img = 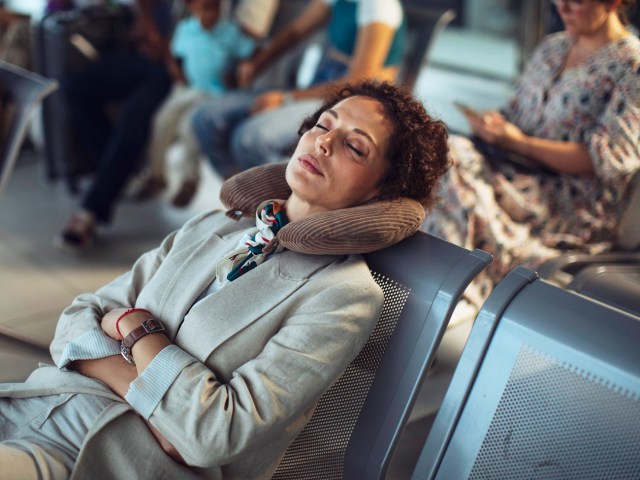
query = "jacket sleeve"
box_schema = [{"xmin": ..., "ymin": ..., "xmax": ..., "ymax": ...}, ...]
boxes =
[
  {"xmin": 50, "ymin": 211, "xmax": 216, "ymax": 366},
  {"xmin": 139, "ymin": 258, "xmax": 384, "ymax": 468}
]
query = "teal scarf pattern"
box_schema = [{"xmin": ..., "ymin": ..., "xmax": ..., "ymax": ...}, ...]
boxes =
[{"xmin": 217, "ymin": 200, "xmax": 289, "ymax": 283}]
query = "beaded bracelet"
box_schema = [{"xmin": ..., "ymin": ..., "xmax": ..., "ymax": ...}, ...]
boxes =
[{"xmin": 115, "ymin": 308, "xmax": 153, "ymax": 339}]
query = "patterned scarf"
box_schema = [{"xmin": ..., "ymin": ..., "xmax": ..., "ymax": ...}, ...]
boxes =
[{"xmin": 216, "ymin": 200, "xmax": 289, "ymax": 283}]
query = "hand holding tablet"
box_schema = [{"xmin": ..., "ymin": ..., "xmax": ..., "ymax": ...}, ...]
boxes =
[{"xmin": 454, "ymin": 101, "xmax": 480, "ymax": 119}]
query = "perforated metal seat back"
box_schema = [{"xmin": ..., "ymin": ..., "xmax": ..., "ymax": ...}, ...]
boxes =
[
  {"xmin": 272, "ymin": 232, "xmax": 491, "ymax": 480},
  {"xmin": 415, "ymin": 267, "xmax": 640, "ymax": 480},
  {"xmin": 465, "ymin": 345, "xmax": 640, "ymax": 479},
  {"xmin": 272, "ymin": 273, "xmax": 410, "ymax": 480}
]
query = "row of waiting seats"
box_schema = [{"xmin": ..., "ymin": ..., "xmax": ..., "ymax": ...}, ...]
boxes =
[
  {"xmin": 0, "ymin": 52, "xmax": 639, "ymax": 479},
  {"xmin": 0, "ymin": 217, "xmax": 637, "ymax": 478}
]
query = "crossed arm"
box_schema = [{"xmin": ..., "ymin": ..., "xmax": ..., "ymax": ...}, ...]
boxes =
[{"xmin": 69, "ymin": 308, "xmax": 183, "ymax": 463}]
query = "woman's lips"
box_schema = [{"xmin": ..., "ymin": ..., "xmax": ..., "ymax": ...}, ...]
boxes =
[{"xmin": 299, "ymin": 154, "xmax": 323, "ymax": 176}]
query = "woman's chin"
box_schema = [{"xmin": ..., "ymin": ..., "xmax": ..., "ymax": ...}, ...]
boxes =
[{"xmin": 287, "ymin": 160, "xmax": 319, "ymax": 188}]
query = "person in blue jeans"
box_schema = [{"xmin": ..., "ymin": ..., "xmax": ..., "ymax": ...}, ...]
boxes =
[
  {"xmin": 56, "ymin": 0, "xmax": 173, "ymax": 250},
  {"xmin": 192, "ymin": 0, "xmax": 407, "ymax": 179},
  {"xmin": 135, "ymin": 0, "xmax": 256, "ymax": 208}
]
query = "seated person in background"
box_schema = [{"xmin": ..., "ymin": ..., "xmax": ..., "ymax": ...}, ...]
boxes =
[
  {"xmin": 191, "ymin": 0, "xmax": 407, "ymax": 179},
  {"xmin": 57, "ymin": 0, "xmax": 174, "ymax": 250},
  {"xmin": 134, "ymin": 0, "xmax": 258, "ymax": 207},
  {"xmin": 0, "ymin": 81, "xmax": 449, "ymax": 479},
  {"xmin": 422, "ymin": 0, "xmax": 640, "ymax": 310},
  {"xmin": 231, "ymin": 0, "xmax": 280, "ymax": 40}
]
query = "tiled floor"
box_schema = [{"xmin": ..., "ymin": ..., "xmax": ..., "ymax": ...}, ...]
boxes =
[{"xmin": 0, "ymin": 25, "xmax": 515, "ymax": 478}]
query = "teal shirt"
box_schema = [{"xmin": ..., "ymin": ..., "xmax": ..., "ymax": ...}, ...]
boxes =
[
  {"xmin": 171, "ymin": 17, "xmax": 255, "ymax": 95},
  {"xmin": 326, "ymin": 0, "xmax": 407, "ymax": 67}
]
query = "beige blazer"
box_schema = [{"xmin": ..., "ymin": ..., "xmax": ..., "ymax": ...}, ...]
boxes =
[{"xmin": 0, "ymin": 210, "xmax": 384, "ymax": 479}]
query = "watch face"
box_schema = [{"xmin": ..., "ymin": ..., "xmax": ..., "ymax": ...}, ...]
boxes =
[{"xmin": 121, "ymin": 342, "xmax": 135, "ymax": 364}]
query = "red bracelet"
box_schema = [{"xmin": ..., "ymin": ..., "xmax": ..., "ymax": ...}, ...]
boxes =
[{"xmin": 115, "ymin": 308, "xmax": 153, "ymax": 339}]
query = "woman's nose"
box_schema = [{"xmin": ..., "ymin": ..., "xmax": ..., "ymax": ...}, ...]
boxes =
[{"xmin": 316, "ymin": 134, "xmax": 332, "ymax": 156}]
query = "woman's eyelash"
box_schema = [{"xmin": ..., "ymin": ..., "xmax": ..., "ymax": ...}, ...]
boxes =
[
  {"xmin": 348, "ymin": 144, "xmax": 364, "ymax": 156},
  {"xmin": 314, "ymin": 123, "xmax": 364, "ymax": 156}
]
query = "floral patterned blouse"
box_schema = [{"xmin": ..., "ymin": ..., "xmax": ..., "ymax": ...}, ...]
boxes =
[
  {"xmin": 504, "ymin": 31, "xmax": 640, "ymax": 248},
  {"xmin": 422, "ymin": 31, "xmax": 640, "ymax": 304}
]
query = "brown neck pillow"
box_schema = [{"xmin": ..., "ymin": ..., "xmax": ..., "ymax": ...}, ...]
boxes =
[{"xmin": 220, "ymin": 162, "xmax": 425, "ymax": 255}]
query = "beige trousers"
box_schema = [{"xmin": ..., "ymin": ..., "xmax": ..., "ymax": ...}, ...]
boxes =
[{"xmin": 147, "ymin": 84, "xmax": 212, "ymax": 181}]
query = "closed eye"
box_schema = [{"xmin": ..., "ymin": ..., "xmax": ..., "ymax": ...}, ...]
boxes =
[
  {"xmin": 315, "ymin": 123, "xmax": 329, "ymax": 131},
  {"xmin": 347, "ymin": 143, "xmax": 364, "ymax": 156}
]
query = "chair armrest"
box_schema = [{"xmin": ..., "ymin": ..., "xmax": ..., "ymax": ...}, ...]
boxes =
[{"xmin": 538, "ymin": 252, "xmax": 640, "ymax": 287}]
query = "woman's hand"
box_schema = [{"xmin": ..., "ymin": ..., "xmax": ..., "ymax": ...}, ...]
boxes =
[
  {"xmin": 252, "ymin": 90, "xmax": 287, "ymax": 114},
  {"xmin": 101, "ymin": 308, "xmax": 127, "ymax": 340},
  {"xmin": 468, "ymin": 111, "xmax": 528, "ymax": 151},
  {"xmin": 69, "ymin": 355, "xmax": 138, "ymax": 398},
  {"xmin": 101, "ymin": 308, "xmax": 154, "ymax": 340}
]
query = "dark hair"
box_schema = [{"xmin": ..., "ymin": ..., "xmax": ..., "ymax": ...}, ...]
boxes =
[
  {"xmin": 298, "ymin": 80, "xmax": 450, "ymax": 209},
  {"xmin": 601, "ymin": 0, "xmax": 637, "ymax": 25}
]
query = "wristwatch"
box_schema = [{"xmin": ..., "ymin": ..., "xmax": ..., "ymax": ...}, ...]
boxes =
[{"xmin": 120, "ymin": 318, "xmax": 165, "ymax": 364}]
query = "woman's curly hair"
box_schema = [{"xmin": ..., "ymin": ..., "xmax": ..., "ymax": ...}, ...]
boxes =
[{"xmin": 298, "ymin": 80, "xmax": 450, "ymax": 210}]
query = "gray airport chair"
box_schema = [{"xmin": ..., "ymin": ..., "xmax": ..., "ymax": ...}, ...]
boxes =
[
  {"xmin": 0, "ymin": 60, "xmax": 57, "ymax": 202},
  {"xmin": 539, "ymin": 169, "xmax": 640, "ymax": 315},
  {"xmin": 0, "ymin": 61, "xmax": 57, "ymax": 377},
  {"xmin": 272, "ymin": 232, "xmax": 492, "ymax": 480},
  {"xmin": 567, "ymin": 264, "xmax": 640, "ymax": 315},
  {"xmin": 412, "ymin": 266, "xmax": 640, "ymax": 479},
  {"xmin": 397, "ymin": 5, "xmax": 457, "ymax": 91}
]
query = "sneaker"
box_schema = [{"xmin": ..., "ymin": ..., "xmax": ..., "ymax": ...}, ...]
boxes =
[
  {"xmin": 172, "ymin": 178, "xmax": 198, "ymax": 208},
  {"xmin": 56, "ymin": 210, "xmax": 96, "ymax": 251}
]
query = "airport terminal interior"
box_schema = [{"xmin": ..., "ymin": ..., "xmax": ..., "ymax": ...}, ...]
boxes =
[{"xmin": 1, "ymin": 0, "xmax": 638, "ymax": 478}]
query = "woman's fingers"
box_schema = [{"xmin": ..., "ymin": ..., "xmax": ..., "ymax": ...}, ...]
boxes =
[{"xmin": 100, "ymin": 308, "xmax": 130, "ymax": 339}]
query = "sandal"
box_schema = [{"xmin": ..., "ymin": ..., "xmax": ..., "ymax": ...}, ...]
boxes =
[
  {"xmin": 56, "ymin": 210, "xmax": 96, "ymax": 250},
  {"xmin": 172, "ymin": 178, "xmax": 198, "ymax": 208}
]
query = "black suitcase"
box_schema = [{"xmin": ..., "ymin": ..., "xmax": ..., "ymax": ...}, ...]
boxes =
[{"xmin": 31, "ymin": 4, "xmax": 134, "ymax": 192}]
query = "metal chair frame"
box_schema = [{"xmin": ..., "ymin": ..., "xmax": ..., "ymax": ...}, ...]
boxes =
[
  {"xmin": 0, "ymin": 60, "xmax": 57, "ymax": 201},
  {"xmin": 273, "ymin": 232, "xmax": 491, "ymax": 480},
  {"xmin": 413, "ymin": 266, "xmax": 640, "ymax": 479}
]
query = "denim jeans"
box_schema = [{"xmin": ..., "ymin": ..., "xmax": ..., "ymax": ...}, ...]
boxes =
[
  {"xmin": 62, "ymin": 50, "xmax": 172, "ymax": 222},
  {"xmin": 191, "ymin": 52, "xmax": 347, "ymax": 177},
  {"xmin": 192, "ymin": 92, "xmax": 320, "ymax": 178}
]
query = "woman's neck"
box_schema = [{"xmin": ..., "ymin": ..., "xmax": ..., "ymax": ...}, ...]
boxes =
[
  {"xmin": 574, "ymin": 13, "xmax": 629, "ymax": 54},
  {"xmin": 284, "ymin": 194, "xmax": 327, "ymax": 222}
]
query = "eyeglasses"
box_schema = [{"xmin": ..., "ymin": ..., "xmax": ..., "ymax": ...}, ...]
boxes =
[{"xmin": 550, "ymin": 0, "xmax": 588, "ymax": 8}]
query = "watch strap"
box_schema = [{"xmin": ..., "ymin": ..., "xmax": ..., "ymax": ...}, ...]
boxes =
[{"xmin": 120, "ymin": 318, "xmax": 165, "ymax": 364}]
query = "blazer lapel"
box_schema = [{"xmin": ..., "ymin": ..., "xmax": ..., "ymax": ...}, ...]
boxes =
[
  {"xmin": 176, "ymin": 250, "xmax": 339, "ymax": 363},
  {"xmin": 154, "ymin": 227, "xmax": 249, "ymax": 339}
]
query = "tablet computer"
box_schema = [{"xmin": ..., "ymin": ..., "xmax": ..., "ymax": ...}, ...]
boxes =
[{"xmin": 470, "ymin": 136, "xmax": 554, "ymax": 175}]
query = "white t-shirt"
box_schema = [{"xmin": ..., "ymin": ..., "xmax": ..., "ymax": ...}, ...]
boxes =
[
  {"xmin": 321, "ymin": 0, "xmax": 403, "ymax": 29},
  {"xmin": 234, "ymin": 0, "xmax": 279, "ymax": 38}
]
